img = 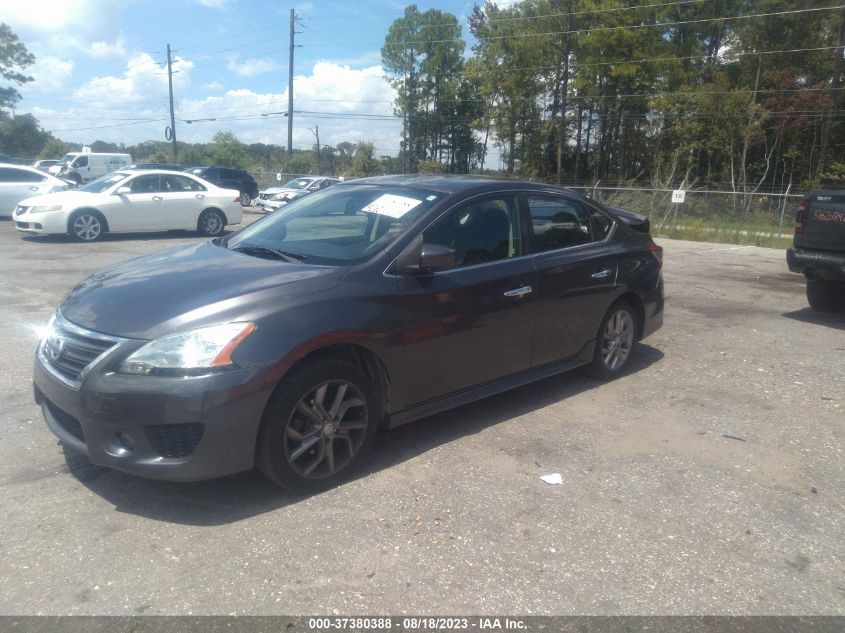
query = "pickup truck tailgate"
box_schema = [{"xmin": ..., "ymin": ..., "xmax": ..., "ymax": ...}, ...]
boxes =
[{"xmin": 796, "ymin": 192, "xmax": 845, "ymax": 252}]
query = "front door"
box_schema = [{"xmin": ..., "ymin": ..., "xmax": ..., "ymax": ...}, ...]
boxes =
[
  {"xmin": 397, "ymin": 195, "xmax": 536, "ymax": 408},
  {"xmin": 111, "ymin": 173, "xmax": 164, "ymax": 231}
]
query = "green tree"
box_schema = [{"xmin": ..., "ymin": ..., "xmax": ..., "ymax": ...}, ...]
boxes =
[
  {"xmin": 347, "ymin": 142, "xmax": 378, "ymax": 177},
  {"xmin": 0, "ymin": 23, "xmax": 34, "ymax": 109},
  {"xmin": 209, "ymin": 131, "xmax": 249, "ymax": 168},
  {"xmin": 382, "ymin": 5, "xmax": 465, "ymax": 172}
]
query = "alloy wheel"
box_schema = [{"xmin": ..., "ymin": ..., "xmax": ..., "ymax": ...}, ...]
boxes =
[
  {"xmin": 73, "ymin": 214, "xmax": 102, "ymax": 241},
  {"xmin": 284, "ymin": 380, "xmax": 368, "ymax": 479},
  {"xmin": 201, "ymin": 212, "xmax": 222, "ymax": 235},
  {"xmin": 601, "ymin": 308, "xmax": 634, "ymax": 371}
]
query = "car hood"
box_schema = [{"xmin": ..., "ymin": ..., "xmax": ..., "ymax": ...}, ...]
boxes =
[
  {"xmin": 21, "ymin": 190, "xmax": 102, "ymax": 208},
  {"xmin": 60, "ymin": 241, "xmax": 344, "ymax": 339}
]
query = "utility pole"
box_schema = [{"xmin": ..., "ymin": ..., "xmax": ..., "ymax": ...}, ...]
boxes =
[
  {"xmin": 288, "ymin": 9, "xmax": 296, "ymax": 155},
  {"xmin": 166, "ymin": 43, "xmax": 177, "ymax": 163},
  {"xmin": 309, "ymin": 126, "xmax": 320, "ymax": 173}
]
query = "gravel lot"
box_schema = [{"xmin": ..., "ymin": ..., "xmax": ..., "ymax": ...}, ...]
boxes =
[{"xmin": 0, "ymin": 215, "xmax": 843, "ymax": 615}]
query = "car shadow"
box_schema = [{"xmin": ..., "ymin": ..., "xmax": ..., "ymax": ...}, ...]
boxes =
[
  {"xmin": 64, "ymin": 344, "xmax": 665, "ymax": 526},
  {"xmin": 782, "ymin": 308, "xmax": 845, "ymax": 331}
]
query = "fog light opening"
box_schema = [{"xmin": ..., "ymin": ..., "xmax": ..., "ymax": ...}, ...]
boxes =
[{"xmin": 106, "ymin": 431, "xmax": 136, "ymax": 457}]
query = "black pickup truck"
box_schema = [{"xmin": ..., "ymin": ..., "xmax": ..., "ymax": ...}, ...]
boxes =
[{"xmin": 787, "ymin": 190, "xmax": 845, "ymax": 311}]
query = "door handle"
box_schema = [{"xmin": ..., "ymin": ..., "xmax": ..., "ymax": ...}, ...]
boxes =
[
  {"xmin": 195, "ymin": 194, "xmax": 206, "ymax": 199},
  {"xmin": 152, "ymin": 195, "xmax": 163, "ymax": 201},
  {"xmin": 29, "ymin": 186, "xmax": 39, "ymax": 191},
  {"xmin": 591, "ymin": 269, "xmax": 613, "ymax": 279},
  {"xmin": 504, "ymin": 285, "xmax": 533, "ymax": 297}
]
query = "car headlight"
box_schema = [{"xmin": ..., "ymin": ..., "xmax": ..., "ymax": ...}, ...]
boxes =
[
  {"xmin": 117, "ymin": 322, "xmax": 255, "ymax": 376},
  {"xmin": 28, "ymin": 204, "xmax": 62, "ymax": 214}
]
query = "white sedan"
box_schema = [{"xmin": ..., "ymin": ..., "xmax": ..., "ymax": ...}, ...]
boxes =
[
  {"xmin": 0, "ymin": 163, "xmax": 70, "ymax": 218},
  {"xmin": 13, "ymin": 170, "xmax": 243, "ymax": 241}
]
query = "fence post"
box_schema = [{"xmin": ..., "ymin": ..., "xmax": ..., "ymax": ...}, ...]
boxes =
[{"xmin": 778, "ymin": 183, "xmax": 792, "ymax": 233}]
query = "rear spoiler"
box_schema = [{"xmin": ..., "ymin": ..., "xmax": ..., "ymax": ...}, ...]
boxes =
[{"xmin": 607, "ymin": 206, "xmax": 651, "ymax": 234}]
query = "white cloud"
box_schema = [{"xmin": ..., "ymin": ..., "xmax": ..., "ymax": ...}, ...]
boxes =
[
  {"xmin": 24, "ymin": 62, "xmax": 402, "ymax": 153},
  {"xmin": 88, "ymin": 37, "xmax": 128, "ymax": 60},
  {"xmin": 228, "ymin": 58, "xmax": 282, "ymax": 78},
  {"xmin": 27, "ymin": 55, "xmax": 75, "ymax": 93},
  {"xmin": 0, "ymin": 0, "xmax": 126, "ymax": 38}
]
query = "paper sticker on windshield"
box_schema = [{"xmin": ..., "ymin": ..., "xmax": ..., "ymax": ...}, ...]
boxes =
[{"xmin": 362, "ymin": 194, "xmax": 422, "ymax": 218}]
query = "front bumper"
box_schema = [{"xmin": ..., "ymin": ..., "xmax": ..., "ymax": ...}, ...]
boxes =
[
  {"xmin": 33, "ymin": 342, "xmax": 277, "ymax": 481},
  {"xmin": 787, "ymin": 248, "xmax": 845, "ymax": 281},
  {"xmin": 14, "ymin": 208, "xmax": 68, "ymax": 235}
]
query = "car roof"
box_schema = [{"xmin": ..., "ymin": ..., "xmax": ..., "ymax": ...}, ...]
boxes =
[{"xmin": 341, "ymin": 174, "xmax": 572, "ymax": 195}]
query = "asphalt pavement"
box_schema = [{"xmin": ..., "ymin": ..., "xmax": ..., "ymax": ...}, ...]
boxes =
[{"xmin": 0, "ymin": 217, "xmax": 842, "ymax": 615}]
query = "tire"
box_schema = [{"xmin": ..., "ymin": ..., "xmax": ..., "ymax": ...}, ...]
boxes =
[
  {"xmin": 197, "ymin": 209, "xmax": 226, "ymax": 236},
  {"xmin": 806, "ymin": 279, "xmax": 845, "ymax": 312},
  {"xmin": 68, "ymin": 210, "xmax": 106, "ymax": 242},
  {"xmin": 239, "ymin": 191, "xmax": 252, "ymax": 207},
  {"xmin": 586, "ymin": 301, "xmax": 638, "ymax": 379},
  {"xmin": 256, "ymin": 360, "xmax": 379, "ymax": 491}
]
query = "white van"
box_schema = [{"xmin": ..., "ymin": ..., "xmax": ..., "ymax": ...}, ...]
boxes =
[{"xmin": 49, "ymin": 152, "xmax": 132, "ymax": 184}]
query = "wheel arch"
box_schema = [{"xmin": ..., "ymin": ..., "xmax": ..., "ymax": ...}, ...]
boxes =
[
  {"xmin": 68, "ymin": 207, "xmax": 109, "ymax": 233},
  {"xmin": 197, "ymin": 206, "xmax": 228, "ymax": 228},
  {"xmin": 613, "ymin": 291, "xmax": 645, "ymax": 341}
]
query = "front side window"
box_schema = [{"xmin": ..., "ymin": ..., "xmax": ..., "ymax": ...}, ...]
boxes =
[
  {"xmin": 527, "ymin": 195, "xmax": 592, "ymax": 252},
  {"xmin": 128, "ymin": 174, "xmax": 161, "ymax": 193},
  {"xmin": 423, "ymin": 196, "xmax": 521, "ymax": 269},
  {"xmin": 225, "ymin": 185, "xmax": 440, "ymax": 265},
  {"xmin": 73, "ymin": 156, "xmax": 89, "ymax": 168}
]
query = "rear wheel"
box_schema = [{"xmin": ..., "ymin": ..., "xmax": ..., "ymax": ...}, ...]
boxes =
[
  {"xmin": 68, "ymin": 210, "xmax": 106, "ymax": 242},
  {"xmin": 197, "ymin": 209, "xmax": 226, "ymax": 236},
  {"xmin": 239, "ymin": 191, "xmax": 252, "ymax": 207},
  {"xmin": 257, "ymin": 360, "xmax": 379, "ymax": 491},
  {"xmin": 587, "ymin": 301, "xmax": 638, "ymax": 379},
  {"xmin": 806, "ymin": 279, "xmax": 845, "ymax": 312}
]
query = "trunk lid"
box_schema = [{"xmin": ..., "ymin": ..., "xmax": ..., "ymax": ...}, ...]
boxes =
[{"xmin": 795, "ymin": 191, "xmax": 845, "ymax": 252}]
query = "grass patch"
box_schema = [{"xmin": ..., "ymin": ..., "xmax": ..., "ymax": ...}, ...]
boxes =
[{"xmin": 653, "ymin": 218, "xmax": 793, "ymax": 249}]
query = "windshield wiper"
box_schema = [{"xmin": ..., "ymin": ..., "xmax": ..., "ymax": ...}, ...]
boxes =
[{"xmin": 230, "ymin": 244, "xmax": 307, "ymax": 263}]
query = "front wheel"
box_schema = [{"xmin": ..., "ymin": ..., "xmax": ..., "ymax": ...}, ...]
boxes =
[
  {"xmin": 68, "ymin": 210, "xmax": 106, "ymax": 242},
  {"xmin": 256, "ymin": 360, "xmax": 379, "ymax": 491},
  {"xmin": 806, "ymin": 279, "xmax": 845, "ymax": 312},
  {"xmin": 197, "ymin": 209, "xmax": 226, "ymax": 236},
  {"xmin": 587, "ymin": 301, "xmax": 638, "ymax": 379}
]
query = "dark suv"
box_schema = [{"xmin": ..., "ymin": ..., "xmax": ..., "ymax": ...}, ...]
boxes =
[{"xmin": 185, "ymin": 167, "xmax": 258, "ymax": 207}]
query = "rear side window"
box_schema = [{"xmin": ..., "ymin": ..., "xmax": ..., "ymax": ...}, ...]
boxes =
[
  {"xmin": 590, "ymin": 208, "xmax": 614, "ymax": 240},
  {"xmin": 0, "ymin": 168, "xmax": 44, "ymax": 183},
  {"xmin": 162, "ymin": 174, "xmax": 206, "ymax": 192},
  {"xmin": 527, "ymin": 195, "xmax": 592, "ymax": 251}
]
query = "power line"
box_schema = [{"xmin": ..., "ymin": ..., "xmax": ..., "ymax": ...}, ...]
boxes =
[{"xmin": 325, "ymin": 5, "xmax": 845, "ymax": 48}]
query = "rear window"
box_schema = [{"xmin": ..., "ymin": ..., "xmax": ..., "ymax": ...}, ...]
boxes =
[{"xmin": 0, "ymin": 167, "xmax": 44, "ymax": 183}]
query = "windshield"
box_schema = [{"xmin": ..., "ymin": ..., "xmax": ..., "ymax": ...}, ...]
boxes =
[
  {"xmin": 283, "ymin": 178, "xmax": 316, "ymax": 190},
  {"xmin": 57, "ymin": 154, "xmax": 77, "ymax": 166},
  {"xmin": 226, "ymin": 184, "xmax": 440, "ymax": 265},
  {"xmin": 79, "ymin": 172, "xmax": 130, "ymax": 193}
]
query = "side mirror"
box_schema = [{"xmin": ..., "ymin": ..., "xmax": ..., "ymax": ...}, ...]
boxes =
[
  {"xmin": 396, "ymin": 235, "xmax": 455, "ymax": 275},
  {"xmin": 419, "ymin": 244, "xmax": 456, "ymax": 272},
  {"xmin": 115, "ymin": 186, "xmax": 131, "ymax": 195}
]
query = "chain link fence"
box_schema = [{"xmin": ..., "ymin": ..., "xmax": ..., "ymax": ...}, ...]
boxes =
[{"xmin": 581, "ymin": 187, "xmax": 802, "ymax": 235}]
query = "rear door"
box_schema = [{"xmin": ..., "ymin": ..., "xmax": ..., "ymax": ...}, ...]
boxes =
[
  {"xmin": 525, "ymin": 193, "xmax": 620, "ymax": 366},
  {"xmin": 160, "ymin": 174, "xmax": 209, "ymax": 228},
  {"xmin": 397, "ymin": 194, "xmax": 537, "ymax": 407},
  {"xmin": 798, "ymin": 192, "xmax": 845, "ymax": 253}
]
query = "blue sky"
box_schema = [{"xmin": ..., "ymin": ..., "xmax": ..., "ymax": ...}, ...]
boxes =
[{"xmin": 1, "ymin": 0, "xmax": 492, "ymax": 159}]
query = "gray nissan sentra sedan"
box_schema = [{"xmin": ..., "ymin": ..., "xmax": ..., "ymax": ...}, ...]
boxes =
[{"xmin": 34, "ymin": 175, "xmax": 664, "ymax": 491}]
